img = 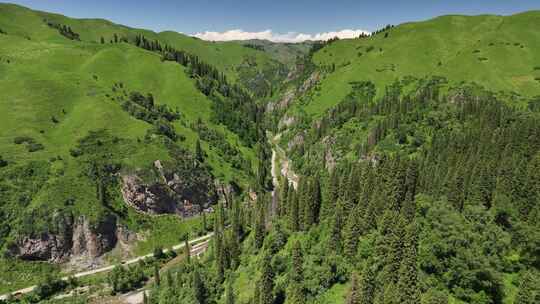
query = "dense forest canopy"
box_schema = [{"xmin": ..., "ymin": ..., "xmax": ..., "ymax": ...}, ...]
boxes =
[{"xmin": 0, "ymin": 3, "xmax": 539, "ymax": 304}]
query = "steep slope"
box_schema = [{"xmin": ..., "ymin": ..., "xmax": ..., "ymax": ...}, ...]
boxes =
[
  {"xmin": 0, "ymin": 3, "xmax": 284, "ymax": 292},
  {"xmin": 238, "ymin": 39, "xmax": 315, "ymax": 65},
  {"xmin": 251, "ymin": 11, "xmax": 540, "ymax": 304},
  {"xmin": 144, "ymin": 11, "xmax": 540, "ymax": 304},
  {"xmin": 303, "ymin": 11, "xmax": 540, "ymax": 115},
  {"xmin": 0, "ymin": 3, "xmax": 280, "ymax": 79}
]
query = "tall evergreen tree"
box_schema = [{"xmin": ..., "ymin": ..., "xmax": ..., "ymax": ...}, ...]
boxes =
[
  {"xmin": 297, "ymin": 176, "xmax": 308, "ymax": 230},
  {"xmin": 214, "ymin": 203, "xmax": 225, "ymax": 282},
  {"xmin": 226, "ymin": 280, "xmax": 235, "ymax": 304},
  {"xmin": 254, "ymin": 195, "xmax": 267, "ymax": 249},
  {"xmin": 279, "ymin": 178, "xmax": 290, "ymax": 217},
  {"xmin": 322, "ymin": 168, "xmax": 340, "ymax": 221},
  {"xmin": 420, "ymin": 289, "xmax": 448, "ymax": 304},
  {"xmin": 346, "ymin": 272, "xmax": 360, "ymax": 304},
  {"xmin": 154, "ymin": 264, "xmax": 161, "ymax": 287},
  {"xmin": 358, "ymin": 264, "xmax": 376, "ymax": 304},
  {"xmin": 289, "ymin": 189, "xmax": 300, "ymax": 232},
  {"xmin": 514, "ymin": 271, "xmax": 536, "ymax": 304},
  {"xmin": 232, "ymin": 199, "xmax": 243, "ymax": 241},
  {"xmin": 330, "ymin": 200, "xmax": 344, "ymax": 253},
  {"xmin": 312, "ymin": 176, "xmax": 322, "ymax": 223},
  {"xmin": 192, "ymin": 268, "xmax": 205, "ymax": 304},
  {"xmin": 397, "ymin": 223, "xmax": 419, "ymax": 304},
  {"xmin": 195, "ymin": 139, "xmax": 204, "ymax": 163},
  {"xmin": 184, "ymin": 237, "xmax": 191, "ymax": 264},
  {"xmin": 287, "ymin": 241, "xmax": 306, "ymax": 304},
  {"xmin": 343, "ymin": 204, "xmax": 365, "ymax": 259},
  {"xmin": 378, "ymin": 212, "xmax": 406, "ymax": 285},
  {"xmin": 259, "ymin": 252, "xmax": 274, "ymax": 304}
]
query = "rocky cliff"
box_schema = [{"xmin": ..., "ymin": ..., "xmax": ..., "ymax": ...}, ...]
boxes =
[
  {"xmin": 9, "ymin": 215, "xmax": 133, "ymax": 265},
  {"xmin": 121, "ymin": 160, "xmax": 218, "ymax": 217}
]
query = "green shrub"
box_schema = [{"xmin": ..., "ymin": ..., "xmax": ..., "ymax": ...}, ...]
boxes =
[
  {"xmin": 13, "ymin": 136, "xmax": 34, "ymax": 144},
  {"xmin": 69, "ymin": 148, "xmax": 83, "ymax": 157},
  {"xmin": 153, "ymin": 246, "xmax": 165, "ymax": 259},
  {"xmin": 27, "ymin": 142, "xmax": 44, "ymax": 152},
  {"xmin": 108, "ymin": 264, "xmax": 147, "ymax": 294}
]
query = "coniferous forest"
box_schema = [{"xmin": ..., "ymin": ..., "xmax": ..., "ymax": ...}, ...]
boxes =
[{"xmin": 0, "ymin": 3, "xmax": 539, "ymax": 304}]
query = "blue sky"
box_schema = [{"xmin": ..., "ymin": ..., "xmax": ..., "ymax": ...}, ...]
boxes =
[{"xmin": 4, "ymin": 0, "xmax": 540, "ymax": 41}]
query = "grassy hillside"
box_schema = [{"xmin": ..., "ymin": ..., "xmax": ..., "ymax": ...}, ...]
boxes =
[
  {"xmin": 238, "ymin": 39, "xmax": 314, "ymax": 65},
  {"xmin": 0, "ymin": 3, "xmax": 281, "ymax": 81},
  {"xmin": 0, "ymin": 2, "xmax": 288, "ymax": 291},
  {"xmin": 303, "ymin": 11, "xmax": 540, "ymax": 115}
]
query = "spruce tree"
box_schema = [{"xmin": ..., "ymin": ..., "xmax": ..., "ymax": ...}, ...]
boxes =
[
  {"xmin": 523, "ymin": 154, "xmax": 540, "ymax": 220},
  {"xmin": 343, "ymin": 204, "xmax": 364, "ymax": 259},
  {"xmin": 226, "ymin": 280, "xmax": 235, "ymax": 304},
  {"xmin": 259, "ymin": 252, "xmax": 274, "ymax": 304},
  {"xmin": 202, "ymin": 211, "xmax": 207, "ymax": 232},
  {"xmin": 289, "ymin": 189, "xmax": 300, "ymax": 232},
  {"xmin": 192, "ymin": 268, "xmax": 205, "ymax": 304},
  {"xmin": 397, "ymin": 223, "xmax": 419, "ymax": 304},
  {"xmin": 227, "ymin": 230, "xmax": 240, "ymax": 269},
  {"xmin": 232, "ymin": 199, "xmax": 243, "ymax": 240},
  {"xmin": 363, "ymin": 198, "xmax": 378, "ymax": 232},
  {"xmin": 322, "ymin": 168, "xmax": 340, "ymax": 220},
  {"xmin": 358, "ymin": 264, "xmax": 376, "ymax": 304},
  {"xmin": 154, "ymin": 264, "xmax": 160, "ymax": 286},
  {"xmin": 378, "ymin": 212, "xmax": 405, "ymax": 285},
  {"xmin": 291, "ymin": 241, "xmax": 303, "ymax": 282},
  {"xmin": 420, "ymin": 289, "xmax": 448, "ymax": 304},
  {"xmin": 330, "ymin": 200, "xmax": 344, "ymax": 253},
  {"xmin": 214, "ymin": 203, "xmax": 225, "ymax": 282},
  {"xmin": 184, "ymin": 237, "xmax": 191, "ymax": 264},
  {"xmin": 297, "ymin": 177, "xmax": 308, "ymax": 230},
  {"xmin": 346, "ymin": 272, "xmax": 360, "ymax": 304},
  {"xmin": 310, "ymin": 176, "xmax": 322, "ymax": 224},
  {"xmin": 195, "ymin": 139, "xmax": 204, "ymax": 163},
  {"xmin": 279, "ymin": 178, "xmax": 289, "ymax": 217},
  {"xmin": 287, "ymin": 241, "xmax": 306, "ymax": 304},
  {"xmin": 254, "ymin": 195, "xmax": 266, "ymax": 249},
  {"xmin": 515, "ymin": 271, "xmax": 536, "ymax": 304}
]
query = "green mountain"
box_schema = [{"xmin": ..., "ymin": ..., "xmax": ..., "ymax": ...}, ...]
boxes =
[
  {"xmin": 304, "ymin": 11, "xmax": 540, "ymax": 115},
  {"xmin": 0, "ymin": 3, "xmax": 285, "ymax": 292},
  {"xmin": 238, "ymin": 39, "xmax": 315, "ymax": 65},
  {"xmin": 0, "ymin": 4, "xmax": 539, "ymax": 304}
]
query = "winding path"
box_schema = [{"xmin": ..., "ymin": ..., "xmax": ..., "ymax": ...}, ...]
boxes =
[{"xmin": 0, "ymin": 232, "xmax": 214, "ymax": 300}]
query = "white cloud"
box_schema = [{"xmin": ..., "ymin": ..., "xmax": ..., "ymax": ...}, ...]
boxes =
[{"xmin": 192, "ymin": 29, "xmax": 370, "ymax": 43}]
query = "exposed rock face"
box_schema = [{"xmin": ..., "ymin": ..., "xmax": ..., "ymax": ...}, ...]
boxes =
[
  {"xmin": 298, "ymin": 71, "xmax": 321, "ymax": 94},
  {"xmin": 71, "ymin": 215, "xmax": 117, "ymax": 260},
  {"xmin": 288, "ymin": 133, "xmax": 305, "ymax": 151},
  {"xmin": 121, "ymin": 175, "xmax": 177, "ymax": 214},
  {"xmin": 10, "ymin": 215, "xmax": 122, "ymax": 264},
  {"xmin": 278, "ymin": 90, "xmax": 296, "ymax": 110},
  {"xmin": 279, "ymin": 115, "xmax": 297, "ymax": 130},
  {"xmin": 121, "ymin": 160, "xmax": 217, "ymax": 217},
  {"xmin": 13, "ymin": 233, "xmax": 71, "ymax": 262}
]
